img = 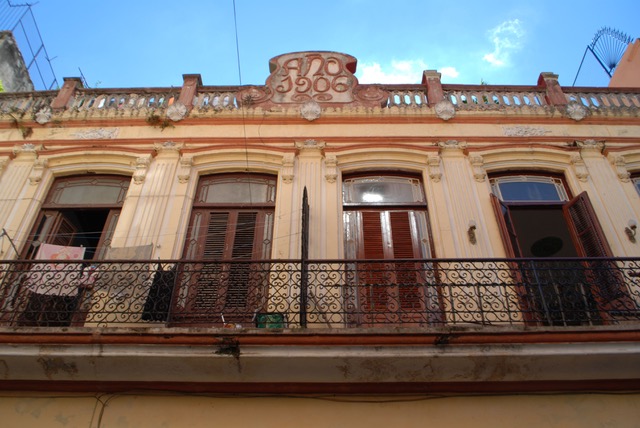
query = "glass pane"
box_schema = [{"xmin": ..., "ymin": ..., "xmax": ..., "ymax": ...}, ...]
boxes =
[
  {"xmin": 49, "ymin": 177, "xmax": 129, "ymax": 206},
  {"xmin": 199, "ymin": 176, "xmax": 276, "ymax": 204},
  {"xmin": 633, "ymin": 177, "xmax": 640, "ymax": 196},
  {"xmin": 491, "ymin": 176, "xmax": 568, "ymax": 202},
  {"xmin": 343, "ymin": 176, "xmax": 425, "ymax": 204}
]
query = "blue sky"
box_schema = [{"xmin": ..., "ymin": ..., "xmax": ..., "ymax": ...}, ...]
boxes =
[{"xmin": 11, "ymin": 0, "xmax": 640, "ymax": 89}]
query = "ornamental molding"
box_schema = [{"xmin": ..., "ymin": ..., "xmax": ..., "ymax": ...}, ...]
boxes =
[
  {"xmin": 300, "ymin": 100, "xmax": 322, "ymax": 121},
  {"xmin": 133, "ymin": 155, "xmax": 152, "ymax": 185},
  {"xmin": 502, "ymin": 126, "xmax": 550, "ymax": 137},
  {"xmin": 434, "ymin": 100, "xmax": 456, "ymax": 121},
  {"xmin": 608, "ymin": 154, "xmax": 630, "ymax": 182},
  {"xmin": 166, "ymin": 102, "xmax": 188, "ymax": 122},
  {"xmin": 324, "ymin": 154, "xmax": 338, "ymax": 183},
  {"xmin": 177, "ymin": 156, "xmax": 193, "ymax": 184},
  {"xmin": 28, "ymin": 159, "xmax": 47, "ymax": 185},
  {"xmin": 281, "ymin": 154, "xmax": 295, "ymax": 184},
  {"xmin": 71, "ymin": 128, "xmax": 119, "ymax": 140},
  {"xmin": 570, "ymin": 154, "xmax": 589, "ymax": 182},
  {"xmin": 565, "ymin": 101, "xmax": 590, "ymax": 121},
  {"xmin": 469, "ymin": 154, "xmax": 486, "ymax": 182},
  {"xmin": 352, "ymin": 85, "xmax": 389, "ymax": 107},
  {"xmin": 427, "ymin": 155, "xmax": 442, "ymax": 183},
  {"xmin": 34, "ymin": 107, "xmax": 52, "ymax": 125},
  {"xmin": 236, "ymin": 86, "xmax": 272, "ymax": 107}
]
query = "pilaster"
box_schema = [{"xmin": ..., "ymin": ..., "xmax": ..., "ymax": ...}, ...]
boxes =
[
  {"xmin": 575, "ymin": 142, "xmax": 638, "ymax": 256},
  {"xmin": 437, "ymin": 141, "xmax": 494, "ymax": 257},
  {"xmin": 113, "ymin": 143, "xmax": 181, "ymax": 253}
]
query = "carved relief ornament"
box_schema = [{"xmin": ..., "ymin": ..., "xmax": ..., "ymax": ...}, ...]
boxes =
[
  {"xmin": 166, "ymin": 102, "xmax": 188, "ymax": 122},
  {"xmin": 178, "ymin": 156, "xmax": 193, "ymax": 183},
  {"xmin": 565, "ymin": 101, "xmax": 590, "ymax": 122},
  {"xmin": 570, "ymin": 154, "xmax": 589, "ymax": 182},
  {"xmin": 324, "ymin": 154, "xmax": 338, "ymax": 183},
  {"xmin": 469, "ymin": 154, "xmax": 486, "ymax": 182},
  {"xmin": 133, "ymin": 156, "xmax": 152, "ymax": 185},
  {"xmin": 29, "ymin": 159, "xmax": 47, "ymax": 185},
  {"xmin": 281, "ymin": 154, "xmax": 295, "ymax": 184},
  {"xmin": 428, "ymin": 155, "xmax": 442, "ymax": 182},
  {"xmin": 608, "ymin": 154, "xmax": 630, "ymax": 182},
  {"xmin": 434, "ymin": 100, "xmax": 456, "ymax": 121},
  {"xmin": 71, "ymin": 128, "xmax": 119, "ymax": 139},
  {"xmin": 267, "ymin": 52, "xmax": 358, "ymax": 104}
]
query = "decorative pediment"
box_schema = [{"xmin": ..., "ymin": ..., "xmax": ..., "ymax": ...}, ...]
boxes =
[{"xmin": 237, "ymin": 51, "xmax": 388, "ymax": 110}]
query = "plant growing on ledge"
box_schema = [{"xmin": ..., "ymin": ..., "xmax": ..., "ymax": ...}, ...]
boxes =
[
  {"xmin": 8, "ymin": 109, "xmax": 33, "ymax": 139},
  {"xmin": 146, "ymin": 111, "xmax": 174, "ymax": 131}
]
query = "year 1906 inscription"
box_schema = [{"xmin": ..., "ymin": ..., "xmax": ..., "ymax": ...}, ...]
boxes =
[{"xmin": 268, "ymin": 52, "xmax": 357, "ymax": 103}]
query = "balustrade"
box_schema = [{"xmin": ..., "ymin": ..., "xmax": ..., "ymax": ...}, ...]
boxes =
[
  {"xmin": 564, "ymin": 88, "xmax": 640, "ymax": 108},
  {"xmin": 444, "ymin": 86, "xmax": 546, "ymax": 108}
]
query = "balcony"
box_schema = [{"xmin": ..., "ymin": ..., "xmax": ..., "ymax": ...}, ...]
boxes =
[{"xmin": 1, "ymin": 257, "xmax": 639, "ymax": 330}]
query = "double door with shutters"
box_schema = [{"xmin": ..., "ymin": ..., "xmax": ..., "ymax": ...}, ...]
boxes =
[
  {"xmin": 343, "ymin": 175, "xmax": 441, "ymax": 326},
  {"xmin": 173, "ymin": 174, "xmax": 276, "ymax": 325}
]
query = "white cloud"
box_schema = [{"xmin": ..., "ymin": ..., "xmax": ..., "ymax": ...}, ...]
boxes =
[
  {"xmin": 440, "ymin": 67, "xmax": 460, "ymax": 79},
  {"xmin": 357, "ymin": 59, "xmax": 459, "ymax": 84},
  {"xmin": 482, "ymin": 19, "xmax": 524, "ymax": 67}
]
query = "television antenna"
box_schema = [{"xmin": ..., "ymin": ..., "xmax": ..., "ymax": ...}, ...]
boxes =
[{"xmin": 572, "ymin": 27, "xmax": 633, "ymax": 86}]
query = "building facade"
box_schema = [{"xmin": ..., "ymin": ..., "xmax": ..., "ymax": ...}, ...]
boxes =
[{"xmin": 0, "ymin": 51, "xmax": 639, "ymax": 427}]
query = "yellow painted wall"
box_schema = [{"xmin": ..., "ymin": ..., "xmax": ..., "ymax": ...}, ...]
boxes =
[{"xmin": 0, "ymin": 392, "xmax": 639, "ymax": 428}]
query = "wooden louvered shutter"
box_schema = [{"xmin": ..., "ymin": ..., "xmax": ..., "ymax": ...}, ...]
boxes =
[
  {"xmin": 192, "ymin": 212, "xmax": 229, "ymax": 314},
  {"xmin": 563, "ymin": 192, "xmax": 630, "ymax": 305},
  {"xmin": 563, "ymin": 192, "xmax": 613, "ymax": 258},
  {"xmin": 203, "ymin": 212, "xmax": 229, "ymax": 260},
  {"xmin": 490, "ymin": 193, "xmax": 521, "ymax": 257},
  {"xmin": 225, "ymin": 212, "xmax": 258, "ymax": 309},
  {"xmin": 49, "ymin": 214, "xmax": 77, "ymax": 247},
  {"xmin": 360, "ymin": 211, "xmax": 387, "ymax": 311},
  {"xmin": 389, "ymin": 212, "xmax": 420, "ymax": 311}
]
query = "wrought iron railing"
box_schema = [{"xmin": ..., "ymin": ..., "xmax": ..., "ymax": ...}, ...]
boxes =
[{"xmin": 0, "ymin": 258, "xmax": 639, "ymax": 329}]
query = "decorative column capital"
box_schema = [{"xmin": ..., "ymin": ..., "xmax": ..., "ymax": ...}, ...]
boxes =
[
  {"xmin": 575, "ymin": 139, "xmax": 604, "ymax": 154},
  {"xmin": 438, "ymin": 140, "xmax": 467, "ymax": 152},
  {"xmin": 13, "ymin": 143, "xmax": 38, "ymax": 159},
  {"xmin": 154, "ymin": 141, "xmax": 182, "ymax": 156},
  {"xmin": 295, "ymin": 139, "xmax": 326, "ymax": 153}
]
